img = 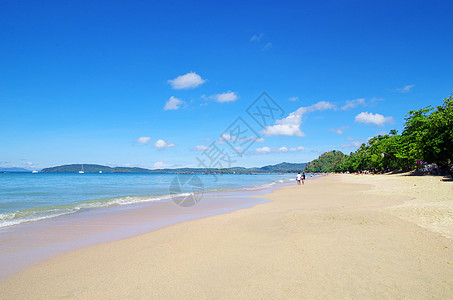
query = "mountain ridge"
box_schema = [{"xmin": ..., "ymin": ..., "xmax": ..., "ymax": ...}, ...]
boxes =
[{"xmin": 40, "ymin": 162, "xmax": 307, "ymax": 174}]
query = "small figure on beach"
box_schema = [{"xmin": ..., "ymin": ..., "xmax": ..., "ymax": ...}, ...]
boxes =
[
  {"xmin": 296, "ymin": 172, "xmax": 302, "ymax": 185},
  {"xmin": 302, "ymin": 172, "xmax": 306, "ymax": 185}
]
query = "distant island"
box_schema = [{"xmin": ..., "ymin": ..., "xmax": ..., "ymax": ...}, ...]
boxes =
[{"xmin": 40, "ymin": 162, "xmax": 308, "ymax": 174}]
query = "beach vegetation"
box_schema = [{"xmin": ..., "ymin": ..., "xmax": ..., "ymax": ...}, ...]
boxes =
[{"xmin": 306, "ymin": 94, "xmax": 453, "ymax": 174}]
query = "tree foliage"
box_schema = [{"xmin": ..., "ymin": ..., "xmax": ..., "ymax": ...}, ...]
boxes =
[
  {"xmin": 304, "ymin": 150, "xmax": 345, "ymax": 172},
  {"xmin": 305, "ymin": 95, "xmax": 453, "ymax": 173}
]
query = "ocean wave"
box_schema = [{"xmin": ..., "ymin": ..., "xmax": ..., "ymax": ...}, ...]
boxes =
[
  {"xmin": 0, "ymin": 176, "xmax": 297, "ymax": 228},
  {"xmin": 0, "ymin": 192, "xmax": 193, "ymax": 228}
]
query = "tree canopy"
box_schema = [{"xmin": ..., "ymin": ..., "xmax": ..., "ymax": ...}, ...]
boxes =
[{"xmin": 305, "ymin": 94, "xmax": 453, "ymax": 174}]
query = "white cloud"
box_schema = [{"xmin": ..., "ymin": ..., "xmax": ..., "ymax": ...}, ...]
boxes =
[
  {"xmin": 192, "ymin": 145, "xmax": 210, "ymax": 152},
  {"xmin": 154, "ymin": 139, "xmax": 175, "ymax": 148},
  {"xmin": 278, "ymin": 146, "xmax": 288, "ymax": 152},
  {"xmin": 263, "ymin": 124, "xmax": 306, "ymax": 137},
  {"xmin": 163, "ymin": 96, "xmax": 185, "ymax": 111},
  {"xmin": 153, "ymin": 161, "xmax": 169, "ymax": 169},
  {"xmin": 168, "ymin": 72, "xmax": 206, "ymax": 89},
  {"xmin": 210, "ymin": 91, "xmax": 238, "ymax": 103},
  {"xmin": 255, "ymin": 137, "xmax": 265, "ymax": 143},
  {"xmin": 329, "ymin": 126, "xmax": 348, "ymax": 135},
  {"xmin": 221, "ymin": 133, "xmax": 234, "ymax": 141},
  {"xmin": 354, "ymin": 112, "xmax": 394, "ymax": 126},
  {"xmin": 250, "ymin": 33, "xmax": 264, "ymax": 42},
  {"xmin": 221, "ymin": 133, "xmax": 244, "ymax": 142},
  {"xmin": 341, "ymin": 98, "xmax": 365, "ymax": 110},
  {"xmin": 289, "ymin": 96, "xmax": 299, "ymax": 102},
  {"xmin": 255, "ymin": 146, "xmax": 271, "ymax": 154},
  {"xmin": 137, "ymin": 137, "xmax": 151, "ymax": 144},
  {"xmin": 289, "ymin": 146, "xmax": 305, "ymax": 152},
  {"xmin": 397, "ymin": 84, "xmax": 415, "ymax": 93},
  {"xmin": 262, "ymin": 101, "xmax": 336, "ymax": 137}
]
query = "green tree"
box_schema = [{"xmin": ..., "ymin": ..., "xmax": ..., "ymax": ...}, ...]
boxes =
[{"xmin": 403, "ymin": 95, "xmax": 453, "ymax": 170}]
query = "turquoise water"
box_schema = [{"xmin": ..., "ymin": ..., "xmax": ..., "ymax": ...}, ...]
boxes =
[{"xmin": 0, "ymin": 173, "xmax": 295, "ymax": 228}]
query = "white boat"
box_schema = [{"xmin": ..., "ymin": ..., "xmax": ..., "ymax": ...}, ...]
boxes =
[
  {"xmin": 79, "ymin": 164, "xmax": 85, "ymax": 174},
  {"xmin": 32, "ymin": 170, "xmax": 38, "ymax": 174}
]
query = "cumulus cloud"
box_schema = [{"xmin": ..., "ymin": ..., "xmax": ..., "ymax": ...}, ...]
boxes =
[
  {"xmin": 329, "ymin": 126, "xmax": 348, "ymax": 135},
  {"xmin": 289, "ymin": 97, "xmax": 299, "ymax": 102},
  {"xmin": 192, "ymin": 145, "xmax": 210, "ymax": 152},
  {"xmin": 262, "ymin": 101, "xmax": 336, "ymax": 137},
  {"xmin": 163, "ymin": 96, "xmax": 185, "ymax": 111},
  {"xmin": 262, "ymin": 124, "xmax": 305, "ymax": 137},
  {"xmin": 397, "ymin": 84, "xmax": 415, "ymax": 93},
  {"xmin": 221, "ymin": 133, "xmax": 244, "ymax": 142},
  {"xmin": 210, "ymin": 91, "xmax": 238, "ymax": 103},
  {"xmin": 290, "ymin": 146, "xmax": 305, "ymax": 152},
  {"xmin": 255, "ymin": 137, "xmax": 265, "ymax": 143},
  {"xmin": 154, "ymin": 139, "xmax": 175, "ymax": 148},
  {"xmin": 341, "ymin": 98, "xmax": 365, "ymax": 110},
  {"xmin": 221, "ymin": 133, "xmax": 234, "ymax": 141},
  {"xmin": 354, "ymin": 112, "xmax": 394, "ymax": 126},
  {"xmin": 137, "ymin": 137, "xmax": 151, "ymax": 144},
  {"xmin": 168, "ymin": 72, "xmax": 206, "ymax": 89},
  {"xmin": 255, "ymin": 146, "xmax": 271, "ymax": 154}
]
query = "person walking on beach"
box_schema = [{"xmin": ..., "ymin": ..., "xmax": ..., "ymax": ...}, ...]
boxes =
[
  {"xmin": 296, "ymin": 172, "xmax": 302, "ymax": 185},
  {"xmin": 302, "ymin": 172, "xmax": 306, "ymax": 185}
]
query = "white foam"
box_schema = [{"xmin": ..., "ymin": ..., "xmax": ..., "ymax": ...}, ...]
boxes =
[
  {"xmin": 0, "ymin": 176, "xmax": 297, "ymax": 228},
  {"xmin": 0, "ymin": 193, "xmax": 195, "ymax": 228}
]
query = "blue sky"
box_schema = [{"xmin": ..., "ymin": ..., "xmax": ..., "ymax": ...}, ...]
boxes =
[{"xmin": 1, "ymin": 0, "xmax": 452, "ymax": 170}]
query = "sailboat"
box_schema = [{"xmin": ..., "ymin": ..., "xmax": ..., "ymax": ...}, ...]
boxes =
[{"xmin": 79, "ymin": 164, "xmax": 85, "ymax": 174}]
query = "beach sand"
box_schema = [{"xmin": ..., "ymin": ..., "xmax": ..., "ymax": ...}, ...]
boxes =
[{"xmin": 1, "ymin": 174, "xmax": 453, "ymax": 299}]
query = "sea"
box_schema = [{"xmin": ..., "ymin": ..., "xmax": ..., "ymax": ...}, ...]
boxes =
[{"xmin": 0, "ymin": 172, "xmax": 295, "ymax": 228}]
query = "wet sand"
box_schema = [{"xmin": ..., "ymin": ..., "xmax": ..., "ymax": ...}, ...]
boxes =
[
  {"xmin": 1, "ymin": 174, "xmax": 453, "ymax": 299},
  {"xmin": 0, "ymin": 186, "xmax": 276, "ymax": 281}
]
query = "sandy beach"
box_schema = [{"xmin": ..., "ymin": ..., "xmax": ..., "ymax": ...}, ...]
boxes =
[{"xmin": 1, "ymin": 174, "xmax": 453, "ymax": 299}]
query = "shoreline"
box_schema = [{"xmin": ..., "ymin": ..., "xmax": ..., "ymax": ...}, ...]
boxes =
[
  {"xmin": 0, "ymin": 173, "xmax": 295, "ymax": 229},
  {"xmin": 1, "ymin": 174, "xmax": 453, "ymax": 298},
  {"xmin": 0, "ymin": 176, "xmax": 303, "ymax": 281}
]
